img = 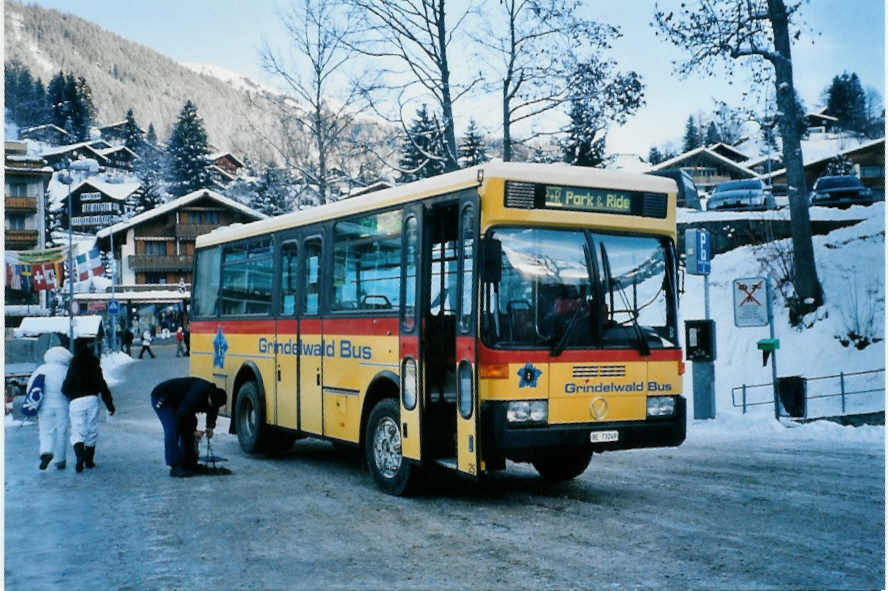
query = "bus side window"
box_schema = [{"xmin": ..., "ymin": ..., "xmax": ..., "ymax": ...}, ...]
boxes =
[
  {"xmin": 303, "ymin": 239, "xmax": 322, "ymax": 315},
  {"xmin": 281, "ymin": 240, "xmax": 299, "ymax": 315}
]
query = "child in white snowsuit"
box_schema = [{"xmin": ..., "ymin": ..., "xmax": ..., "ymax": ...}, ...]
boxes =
[
  {"xmin": 27, "ymin": 346, "xmax": 74, "ymax": 470},
  {"xmin": 62, "ymin": 344, "xmax": 116, "ymax": 472}
]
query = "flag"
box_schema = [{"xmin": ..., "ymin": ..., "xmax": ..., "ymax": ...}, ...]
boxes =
[
  {"xmin": 76, "ymin": 252, "xmax": 89, "ymax": 281},
  {"xmin": 6, "ymin": 263, "xmax": 12, "ymax": 288},
  {"xmin": 44, "ymin": 263, "xmax": 57, "ymax": 290},
  {"xmin": 32, "ymin": 264, "xmax": 46, "ymax": 291},
  {"xmin": 11, "ymin": 265, "xmax": 22, "ymax": 290},
  {"xmin": 20, "ymin": 265, "xmax": 33, "ymax": 292},
  {"xmin": 87, "ymin": 247, "xmax": 104, "ymax": 277}
]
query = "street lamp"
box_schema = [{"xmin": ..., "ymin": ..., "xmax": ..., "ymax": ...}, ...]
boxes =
[{"xmin": 58, "ymin": 158, "xmax": 99, "ymax": 352}]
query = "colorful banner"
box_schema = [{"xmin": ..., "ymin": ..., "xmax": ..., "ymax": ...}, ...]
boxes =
[{"xmin": 6, "ymin": 247, "xmax": 64, "ymax": 292}]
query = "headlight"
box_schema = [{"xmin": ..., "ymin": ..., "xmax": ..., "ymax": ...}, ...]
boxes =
[
  {"xmin": 647, "ymin": 396, "xmax": 676, "ymax": 418},
  {"xmin": 507, "ymin": 400, "xmax": 547, "ymax": 424}
]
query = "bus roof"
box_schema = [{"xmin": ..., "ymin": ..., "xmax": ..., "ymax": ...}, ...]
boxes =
[{"xmin": 196, "ymin": 162, "xmax": 678, "ymax": 248}]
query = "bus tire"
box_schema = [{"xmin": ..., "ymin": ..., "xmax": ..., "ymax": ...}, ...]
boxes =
[
  {"xmin": 364, "ymin": 398, "xmax": 417, "ymax": 496},
  {"xmin": 532, "ymin": 447, "xmax": 593, "ymax": 482},
  {"xmin": 235, "ymin": 381, "xmax": 267, "ymax": 454}
]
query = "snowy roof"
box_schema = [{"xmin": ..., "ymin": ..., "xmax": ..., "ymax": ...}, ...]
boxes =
[
  {"xmin": 765, "ymin": 137, "xmax": 885, "ymax": 180},
  {"xmin": 41, "ymin": 141, "xmax": 109, "ymax": 162},
  {"xmin": 651, "ymin": 146, "xmax": 759, "ymax": 178},
  {"xmin": 96, "ymin": 188, "xmax": 266, "ymax": 240},
  {"xmin": 209, "ymin": 152, "xmax": 245, "ymax": 167},
  {"xmin": 707, "ymin": 142, "xmax": 751, "ymax": 162},
  {"xmin": 209, "ymin": 164, "xmax": 237, "ymax": 181},
  {"xmin": 99, "ymin": 120, "xmax": 146, "ymax": 134},
  {"xmin": 14, "ymin": 316, "xmax": 103, "ymax": 339},
  {"xmin": 97, "ymin": 145, "xmax": 140, "ymax": 159},
  {"xmin": 21, "ymin": 124, "xmax": 72, "ymax": 135},
  {"xmin": 807, "ymin": 112, "xmax": 839, "ymax": 123},
  {"xmin": 72, "ymin": 178, "xmax": 142, "ymax": 201}
]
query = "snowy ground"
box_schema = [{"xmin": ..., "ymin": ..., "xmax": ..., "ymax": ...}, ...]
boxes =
[
  {"xmin": 4, "ymin": 345, "xmax": 883, "ymax": 590},
  {"xmin": 680, "ymin": 201, "xmax": 885, "ymax": 441}
]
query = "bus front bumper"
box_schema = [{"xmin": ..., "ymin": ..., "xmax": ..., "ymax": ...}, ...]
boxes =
[{"xmin": 481, "ymin": 396, "xmax": 686, "ymax": 464}]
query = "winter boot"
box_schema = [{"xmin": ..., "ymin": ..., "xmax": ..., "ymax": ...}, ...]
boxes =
[
  {"xmin": 39, "ymin": 453, "xmax": 53, "ymax": 470},
  {"xmin": 84, "ymin": 446, "xmax": 96, "ymax": 469},
  {"xmin": 74, "ymin": 442, "xmax": 85, "ymax": 473}
]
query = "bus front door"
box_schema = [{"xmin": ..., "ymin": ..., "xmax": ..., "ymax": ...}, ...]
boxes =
[
  {"xmin": 399, "ymin": 205, "xmax": 423, "ymax": 461},
  {"xmin": 455, "ymin": 197, "xmax": 479, "ymax": 477}
]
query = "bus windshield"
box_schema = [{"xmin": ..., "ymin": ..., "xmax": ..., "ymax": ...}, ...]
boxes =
[{"xmin": 482, "ymin": 227, "xmax": 677, "ymax": 351}]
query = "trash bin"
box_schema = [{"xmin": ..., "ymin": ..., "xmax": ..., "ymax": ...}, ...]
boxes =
[{"xmin": 776, "ymin": 376, "xmax": 806, "ymax": 418}]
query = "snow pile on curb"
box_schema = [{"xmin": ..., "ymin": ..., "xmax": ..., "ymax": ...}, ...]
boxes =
[{"xmin": 101, "ymin": 352, "xmax": 136, "ymax": 388}]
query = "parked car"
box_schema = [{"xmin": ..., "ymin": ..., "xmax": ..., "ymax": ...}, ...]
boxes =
[
  {"xmin": 809, "ymin": 175, "xmax": 873, "ymax": 208},
  {"xmin": 647, "ymin": 168, "xmax": 703, "ymax": 210},
  {"xmin": 707, "ymin": 179, "xmax": 776, "ymax": 211}
]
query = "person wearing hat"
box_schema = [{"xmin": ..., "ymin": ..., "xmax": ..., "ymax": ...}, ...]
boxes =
[{"xmin": 150, "ymin": 377, "xmax": 226, "ymax": 477}]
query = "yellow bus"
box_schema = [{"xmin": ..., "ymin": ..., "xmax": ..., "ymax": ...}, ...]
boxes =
[{"xmin": 190, "ymin": 162, "xmax": 687, "ymax": 495}]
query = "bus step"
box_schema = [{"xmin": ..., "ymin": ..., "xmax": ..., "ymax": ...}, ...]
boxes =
[{"xmin": 433, "ymin": 457, "xmax": 458, "ymax": 470}]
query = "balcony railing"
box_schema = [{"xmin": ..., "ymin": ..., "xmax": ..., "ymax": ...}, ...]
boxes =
[
  {"xmin": 128, "ymin": 254, "xmax": 194, "ymax": 272},
  {"xmin": 5, "ymin": 196, "xmax": 38, "ymax": 212},
  {"xmin": 5, "ymin": 229, "xmax": 39, "ymax": 248},
  {"xmin": 175, "ymin": 223, "xmax": 219, "ymax": 240}
]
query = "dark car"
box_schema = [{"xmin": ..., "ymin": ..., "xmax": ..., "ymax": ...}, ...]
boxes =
[
  {"xmin": 648, "ymin": 168, "xmax": 703, "ymax": 210},
  {"xmin": 810, "ymin": 175, "xmax": 873, "ymax": 208},
  {"xmin": 707, "ymin": 179, "xmax": 776, "ymax": 211}
]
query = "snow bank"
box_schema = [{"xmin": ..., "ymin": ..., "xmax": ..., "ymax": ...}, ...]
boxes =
[
  {"xmin": 101, "ymin": 352, "xmax": 135, "ymax": 388},
  {"xmin": 682, "ymin": 202, "xmax": 884, "ymax": 443}
]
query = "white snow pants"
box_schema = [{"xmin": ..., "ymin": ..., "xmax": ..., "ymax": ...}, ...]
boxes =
[
  {"xmin": 69, "ymin": 396, "xmax": 100, "ymax": 447},
  {"xmin": 38, "ymin": 403, "xmax": 69, "ymax": 460}
]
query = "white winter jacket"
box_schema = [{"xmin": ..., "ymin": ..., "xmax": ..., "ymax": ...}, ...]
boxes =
[{"xmin": 26, "ymin": 347, "xmax": 73, "ymax": 408}]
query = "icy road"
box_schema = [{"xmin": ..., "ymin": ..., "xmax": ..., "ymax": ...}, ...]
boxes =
[{"xmin": 4, "ymin": 345, "xmax": 884, "ymax": 590}]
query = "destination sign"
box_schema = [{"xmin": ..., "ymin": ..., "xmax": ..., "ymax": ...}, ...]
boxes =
[
  {"xmin": 504, "ymin": 181, "xmax": 667, "ymax": 218},
  {"xmin": 544, "ymin": 185, "xmax": 634, "ymax": 214}
]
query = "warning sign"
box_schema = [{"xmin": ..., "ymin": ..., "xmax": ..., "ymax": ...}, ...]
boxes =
[{"xmin": 733, "ymin": 277, "xmax": 768, "ymax": 327}]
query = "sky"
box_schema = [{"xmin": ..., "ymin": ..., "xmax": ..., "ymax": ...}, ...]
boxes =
[{"xmin": 22, "ymin": 0, "xmax": 887, "ymax": 155}]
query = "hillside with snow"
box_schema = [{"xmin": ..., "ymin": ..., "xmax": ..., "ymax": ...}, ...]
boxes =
[
  {"xmin": 680, "ymin": 202, "xmax": 884, "ymax": 442},
  {"xmin": 4, "ymin": 1, "xmax": 284, "ymax": 162}
]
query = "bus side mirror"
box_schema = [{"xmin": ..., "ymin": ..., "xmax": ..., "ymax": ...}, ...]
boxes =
[{"xmin": 479, "ymin": 238, "xmax": 502, "ymax": 283}]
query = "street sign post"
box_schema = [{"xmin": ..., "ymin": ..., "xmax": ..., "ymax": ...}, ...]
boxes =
[{"xmin": 685, "ymin": 228, "xmax": 715, "ymax": 420}]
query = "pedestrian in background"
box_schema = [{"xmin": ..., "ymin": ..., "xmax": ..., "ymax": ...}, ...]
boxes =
[
  {"xmin": 62, "ymin": 344, "xmax": 116, "ymax": 473},
  {"xmin": 27, "ymin": 347, "xmax": 73, "ymax": 470},
  {"xmin": 150, "ymin": 377, "xmax": 226, "ymax": 477},
  {"xmin": 139, "ymin": 329, "xmax": 155, "ymax": 359},
  {"xmin": 184, "ymin": 323, "xmax": 191, "ymax": 357},
  {"xmin": 175, "ymin": 326, "xmax": 186, "ymax": 357},
  {"xmin": 123, "ymin": 327, "xmax": 134, "ymax": 356}
]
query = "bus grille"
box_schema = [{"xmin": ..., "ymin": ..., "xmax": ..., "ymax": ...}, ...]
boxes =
[
  {"xmin": 572, "ymin": 365, "xmax": 626, "ymax": 378},
  {"xmin": 505, "ymin": 181, "xmax": 536, "ymax": 208}
]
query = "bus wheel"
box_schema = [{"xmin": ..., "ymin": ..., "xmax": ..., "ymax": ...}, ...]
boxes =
[
  {"xmin": 532, "ymin": 447, "xmax": 593, "ymax": 482},
  {"xmin": 235, "ymin": 381, "xmax": 266, "ymax": 454},
  {"xmin": 364, "ymin": 398, "xmax": 417, "ymax": 496}
]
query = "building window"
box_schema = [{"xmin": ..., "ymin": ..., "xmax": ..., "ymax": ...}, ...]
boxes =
[
  {"xmin": 860, "ymin": 165, "xmax": 884, "ymax": 179},
  {"xmin": 145, "ymin": 272, "xmax": 167, "ymax": 284},
  {"xmin": 8, "ymin": 183, "xmax": 28, "ymax": 197},
  {"xmin": 6, "ymin": 215, "xmax": 26, "ymax": 230},
  {"xmin": 144, "ymin": 241, "xmax": 167, "ymax": 256}
]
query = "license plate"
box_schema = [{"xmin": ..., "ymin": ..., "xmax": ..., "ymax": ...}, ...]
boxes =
[{"xmin": 590, "ymin": 430, "xmax": 619, "ymax": 443}]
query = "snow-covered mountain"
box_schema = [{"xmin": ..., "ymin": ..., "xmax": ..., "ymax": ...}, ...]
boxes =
[{"xmin": 4, "ymin": 1, "xmax": 283, "ymax": 163}]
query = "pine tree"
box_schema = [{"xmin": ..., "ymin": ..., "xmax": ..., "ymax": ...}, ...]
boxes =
[
  {"xmin": 648, "ymin": 146, "xmax": 663, "ymax": 165},
  {"xmin": 561, "ymin": 99, "xmax": 606, "ymax": 167},
  {"xmin": 705, "ymin": 121, "xmax": 720, "ymax": 145},
  {"xmin": 123, "ymin": 108, "xmax": 144, "ymax": 153},
  {"xmin": 250, "ymin": 165, "xmax": 292, "ymax": 216},
  {"xmin": 71, "ymin": 76, "xmax": 95, "ymax": 141},
  {"xmin": 166, "ymin": 100, "xmax": 212, "ymax": 197},
  {"xmin": 458, "ymin": 119, "xmax": 489, "ymax": 168},
  {"xmin": 146, "ymin": 123, "xmax": 158, "ymax": 146},
  {"xmin": 682, "ymin": 116, "xmax": 701, "ymax": 152},
  {"xmin": 826, "ymin": 71, "xmax": 868, "ymax": 134},
  {"xmin": 397, "ymin": 105, "xmax": 446, "ymax": 183},
  {"xmin": 47, "ymin": 71, "xmax": 67, "ymax": 130},
  {"xmin": 135, "ymin": 145, "xmax": 166, "ymax": 214}
]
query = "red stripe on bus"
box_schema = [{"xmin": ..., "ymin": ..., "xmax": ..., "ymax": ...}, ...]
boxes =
[
  {"xmin": 478, "ymin": 345, "xmax": 682, "ymax": 364},
  {"xmin": 322, "ymin": 317, "xmax": 399, "ymax": 336}
]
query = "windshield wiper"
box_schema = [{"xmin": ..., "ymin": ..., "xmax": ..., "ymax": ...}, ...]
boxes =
[
  {"xmin": 599, "ymin": 242, "xmax": 650, "ymax": 357},
  {"xmin": 549, "ymin": 297, "xmax": 587, "ymax": 357}
]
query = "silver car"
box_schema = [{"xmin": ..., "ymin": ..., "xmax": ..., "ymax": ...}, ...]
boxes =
[{"xmin": 707, "ymin": 179, "xmax": 776, "ymax": 211}]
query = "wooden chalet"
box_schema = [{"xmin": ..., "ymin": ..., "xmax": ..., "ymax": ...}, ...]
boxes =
[
  {"xmin": 41, "ymin": 141, "xmax": 110, "ymax": 169},
  {"xmin": 649, "ymin": 146, "xmax": 759, "ymax": 193},
  {"xmin": 96, "ymin": 188, "xmax": 266, "ymax": 286},
  {"xmin": 99, "ymin": 120, "xmax": 145, "ymax": 143},
  {"xmin": 67, "ymin": 179, "xmax": 141, "ymax": 231},
  {"xmin": 19, "ymin": 124, "xmax": 74, "ymax": 145},
  {"xmin": 209, "ymin": 152, "xmax": 245, "ymax": 176}
]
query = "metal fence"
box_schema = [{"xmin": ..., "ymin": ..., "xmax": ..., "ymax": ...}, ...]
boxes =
[{"xmin": 732, "ymin": 368, "xmax": 885, "ymax": 417}]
